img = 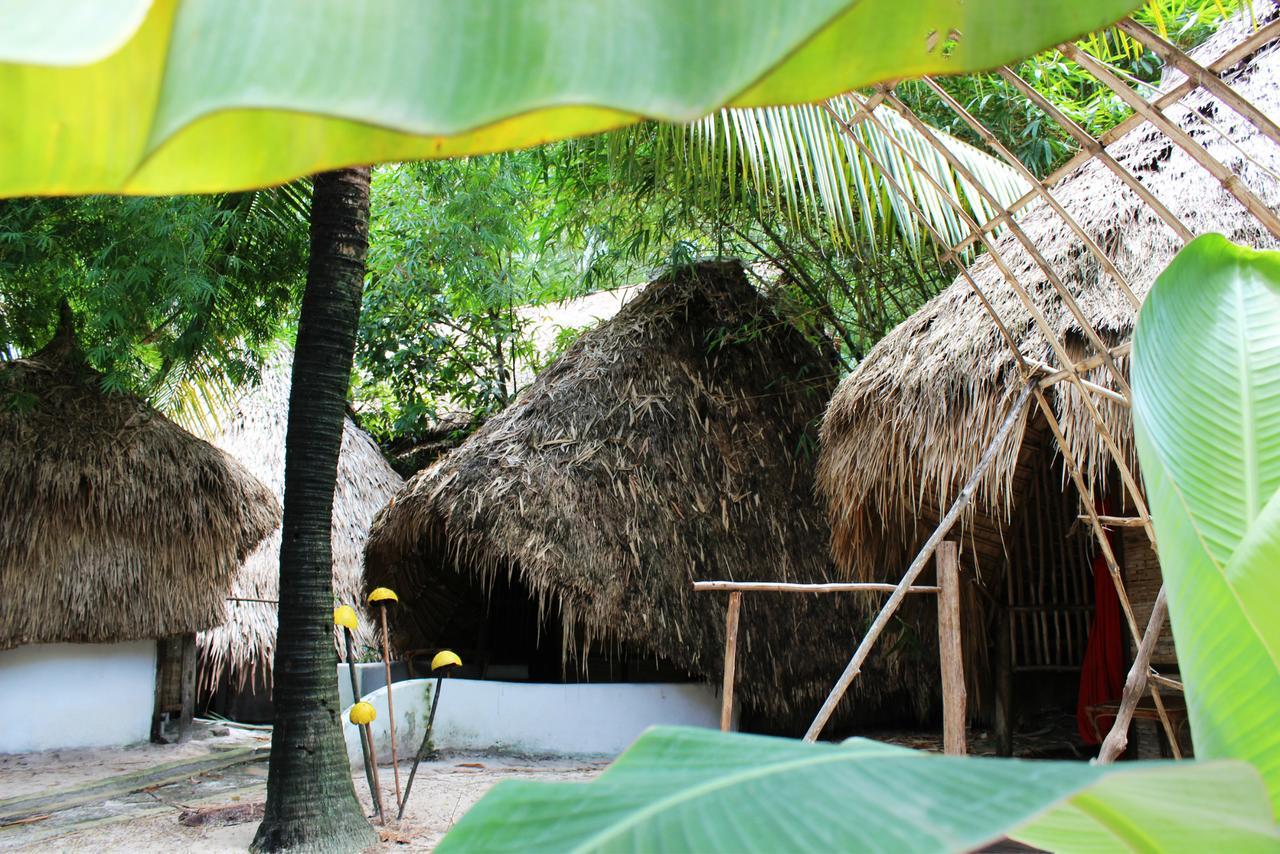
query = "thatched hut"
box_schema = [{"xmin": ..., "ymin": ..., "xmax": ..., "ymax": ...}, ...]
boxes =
[
  {"xmin": 0, "ymin": 312, "xmax": 279, "ymax": 751},
  {"xmin": 817, "ymin": 12, "xmax": 1280, "ymax": 751},
  {"xmin": 364, "ymin": 261, "xmax": 927, "ymax": 732},
  {"xmin": 198, "ymin": 348, "xmax": 403, "ymax": 715}
]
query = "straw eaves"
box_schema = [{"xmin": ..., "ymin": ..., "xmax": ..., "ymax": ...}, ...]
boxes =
[
  {"xmin": 0, "ymin": 317, "xmax": 280, "ymax": 649},
  {"xmin": 818, "ymin": 10, "xmax": 1280, "ymax": 581},
  {"xmin": 365, "ymin": 261, "xmax": 930, "ymax": 728},
  {"xmin": 197, "ymin": 348, "xmax": 404, "ymax": 691}
]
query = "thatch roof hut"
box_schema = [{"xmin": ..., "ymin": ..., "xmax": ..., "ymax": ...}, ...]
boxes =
[
  {"xmin": 817, "ymin": 10, "xmax": 1280, "ymax": 732},
  {"xmin": 0, "ymin": 312, "xmax": 280, "ymax": 651},
  {"xmin": 365, "ymin": 261, "xmax": 927, "ymax": 730},
  {"xmin": 198, "ymin": 348, "xmax": 403, "ymax": 693}
]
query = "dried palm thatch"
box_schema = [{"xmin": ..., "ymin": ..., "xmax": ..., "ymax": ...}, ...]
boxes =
[
  {"xmin": 0, "ymin": 312, "xmax": 279, "ymax": 650},
  {"xmin": 198, "ymin": 348, "xmax": 403, "ymax": 692},
  {"xmin": 365, "ymin": 261, "xmax": 931, "ymax": 730},
  {"xmin": 819, "ymin": 12, "xmax": 1280, "ymax": 584}
]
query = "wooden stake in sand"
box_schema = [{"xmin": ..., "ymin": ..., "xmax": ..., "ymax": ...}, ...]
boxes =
[
  {"xmin": 399, "ymin": 650, "xmax": 462, "ymax": 821},
  {"xmin": 368, "ymin": 587, "xmax": 403, "ymax": 807}
]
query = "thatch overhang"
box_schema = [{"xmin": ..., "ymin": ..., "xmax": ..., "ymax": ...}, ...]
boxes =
[
  {"xmin": 818, "ymin": 11, "xmax": 1280, "ymax": 584},
  {"xmin": 0, "ymin": 315, "xmax": 280, "ymax": 650},
  {"xmin": 198, "ymin": 348, "xmax": 403, "ymax": 691},
  {"xmin": 365, "ymin": 261, "xmax": 928, "ymax": 729}
]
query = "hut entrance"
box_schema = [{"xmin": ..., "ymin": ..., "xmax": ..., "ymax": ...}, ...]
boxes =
[
  {"xmin": 396, "ymin": 559, "xmax": 687, "ymax": 684},
  {"xmin": 997, "ymin": 446, "xmax": 1099, "ymax": 754}
]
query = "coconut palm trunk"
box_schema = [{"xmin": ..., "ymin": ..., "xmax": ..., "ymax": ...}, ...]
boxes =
[{"xmin": 252, "ymin": 168, "xmax": 378, "ymax": 853}]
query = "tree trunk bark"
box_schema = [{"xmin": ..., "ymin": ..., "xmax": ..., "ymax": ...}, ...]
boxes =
[{"xmin": 252, "ymin": 168, "xmax": 378, "ymax": 853}]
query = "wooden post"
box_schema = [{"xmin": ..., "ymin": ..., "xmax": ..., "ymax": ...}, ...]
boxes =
[
  {"xmin": 720, "ymin": 592, "xmax": 742, "ymax": 732},
  {"xmin": 178, "ymin": 633, "xmax": 197, "ymax": 743},
  {"xmin": 936, "ymin": 542, "xmax": 966, "ymax": 755},
  {"xmin": 994, "ymin": 605, "xmax": 1014, "ymax": 757},
  {"xmin": 150, "ymin": 637, "xmax": 168, "ymax": 744}
]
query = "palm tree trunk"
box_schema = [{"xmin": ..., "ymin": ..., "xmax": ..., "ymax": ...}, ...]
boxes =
[{"xmin": 252, "ymin": 168, "xmax": 378, "ymax": 853}]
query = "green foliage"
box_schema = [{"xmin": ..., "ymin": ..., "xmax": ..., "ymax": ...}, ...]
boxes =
[
  {"xmin": 0, "ymin": 189, "xmax": 307, "ymax": 425},
  {"xmin": 355, "ymin": 155, "xmax": 599, "ymax": 441},
  {"xmin": 437, "ymin": 727, "xmax": 1276, "ymax": 852},
  {"xmin": 1132, "ymin": 234, "xmax": 1280, "ymax": 817},
  {"xmin": 0, "ymin": 0, "xmax": 1144, "ymax": 196}
]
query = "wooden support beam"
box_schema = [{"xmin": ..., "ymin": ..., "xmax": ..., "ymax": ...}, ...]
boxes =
[
  {"xmin": 694, "ymin": 581, "xmax": 939, "ymax": 594},
  {"xmin": 1098, "ymin": 587, "xmax": 1168, "ymax": 762},
  {"xmin": 178, "ymin": 632, "xmax": 197, "ymax": 744},
  {"xmin": 937, "ymin": 542, "xmax": 966, "ymax": 755},
  {"xmin": 1079, "ymin": 514, "xmax": 1148, "ymax": 528},
  {"xmin": 804, "ymin": 381, "xmax": 1033, "ymax": 742},
  {"xmin": 995, "ymin": 606, "xmax": 1014, "ymax": 757},
  {"xmin": 720, "ymin": 592, "xmax": 742, "ymax": 732}
]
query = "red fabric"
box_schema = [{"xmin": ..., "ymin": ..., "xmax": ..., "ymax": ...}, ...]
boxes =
[{"xmin": 1076, "ymin": 520, "xmax": 1125, "ymax": 744}]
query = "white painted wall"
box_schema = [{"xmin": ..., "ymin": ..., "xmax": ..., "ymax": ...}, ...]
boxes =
[
  {"xmin": 343, "ymin": 678, "xmax": 724, "ymax": 762},
  {"xmin": 0, "ymin": 641, "xmax": 157, "ymax": 753}
]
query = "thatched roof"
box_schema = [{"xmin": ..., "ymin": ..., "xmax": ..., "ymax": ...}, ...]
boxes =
[
  {"xmin": 818, "ymin": 8, "xmax": 1280, "ymax": 581},
  {"xmin": 0, "ymin": 313, "xmax": 280, "ymax": 649},
  {"xmin": 198, "ymin": 348, "xmax": 403, "ymax": 690},
  {"xmin": 365, "ymin": 261, "xmax": 930, "ymax": 729}
]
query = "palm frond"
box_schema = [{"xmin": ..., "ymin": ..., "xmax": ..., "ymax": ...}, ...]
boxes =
[{"xmin": 644, "ymin": 94, "xmax": 1029, "ymax": 261}]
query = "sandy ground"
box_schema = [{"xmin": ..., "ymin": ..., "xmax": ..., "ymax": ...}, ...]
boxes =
[{"xmin": 0, "ymin": 727, "xmax": 606, "ymax": 852}]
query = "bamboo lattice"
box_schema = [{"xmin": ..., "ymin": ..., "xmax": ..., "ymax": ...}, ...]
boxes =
[{"xmin": 806, "ymin": 6, "xmax": 1280, "ymax": 758}]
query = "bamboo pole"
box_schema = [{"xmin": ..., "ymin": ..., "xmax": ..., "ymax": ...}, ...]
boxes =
[
  {"xmin": 1098, "ymin": 587, "xmax": 1169, "ymax": 762},
  {"xmin": 720, "ymin": 592, "xmax": 742, "ymax": 732},
  {"xmin": 804, "ymin": 381, "xmax": 1034, "ymax": 742},
  {"xmin": 377, "ymin": 606, "xmax": 403, "ymax": 804},
  {"xmin": 921, "ymin": 76, "xmax": 1139, "ymax": 308},
  {"xmin": 1037, "ymin": 343, "xmax": 1132, "ymax": 389},
  {"xmin": 694, "ymin": 581, "xmax": 939, "ymax": 594},
  {"xmin": 1060, "ymin": 41, "xmax": 1280, "ymax": 240},
  {"xmin": 936, "ymin": 542, "xmax": 966, "ymax": 755},
  {"xmin": 943, "ymin": 19, "xmax": 1280, "ymax": 260},
  {"xmin": 993, "ymin": 67, "xmax": 1194, "ymax": 245},
  {"xmin": 1116, "ymin": 17, "xmax": 1280, "ymax": 150}
]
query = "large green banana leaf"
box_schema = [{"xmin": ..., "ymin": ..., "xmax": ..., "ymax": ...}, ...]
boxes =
[
  {"xmin": 1132, "ymin": 234, "xmax": 1280, "ymax": 819},
  {"xmin": 435, "ymin": 727, "xmax": 1277, "ymax": 852},
  {"xmin": 1, "ymin": 0, "xmax": 1142, "ymax": 196}
]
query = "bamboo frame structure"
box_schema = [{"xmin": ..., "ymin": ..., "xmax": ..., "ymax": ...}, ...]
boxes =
[
  {"xmin": 802, "ymin": 9, "xmax": 1280, "ymax": 756},
  {"xmin": 817, "ymin": 93, "xmax": 1175, "ymax": 744},
  {"xmin": 696, "ymin": 542, "xmax": 968, "ymax": 754}
]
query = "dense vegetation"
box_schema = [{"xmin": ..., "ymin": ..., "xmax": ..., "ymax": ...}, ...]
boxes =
[{"xmin": 0, "ymin": 0, "xmax": 1241, "ymax": 451}]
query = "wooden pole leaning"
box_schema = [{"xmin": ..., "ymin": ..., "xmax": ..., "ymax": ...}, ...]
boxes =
[
  {"xmin": 804, "ymin": 381, "xmax": 1034, "ymax": 743},
  {"xmin": 1099, "ymin": 587, "xmax": 1170, "ymax": 762},
  {"xmin": 368, "ymin": 587, "xmax": 403, "ymax": 807},
  {"xmin": 936, "ymin": 542, "xmax": 966, "ymax": 756},
  {"xmin": 720, "ymin": 592, "xmax": 742, "ymax": 732}
]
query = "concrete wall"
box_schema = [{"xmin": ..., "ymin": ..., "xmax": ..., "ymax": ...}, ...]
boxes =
[
  {"xmin": 0, "ymin": 641, "xmax": 157, "ymax": 753},
  {"xmin": 343, "ymin": 678, "xmax": 723, "ymax": 762}
]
